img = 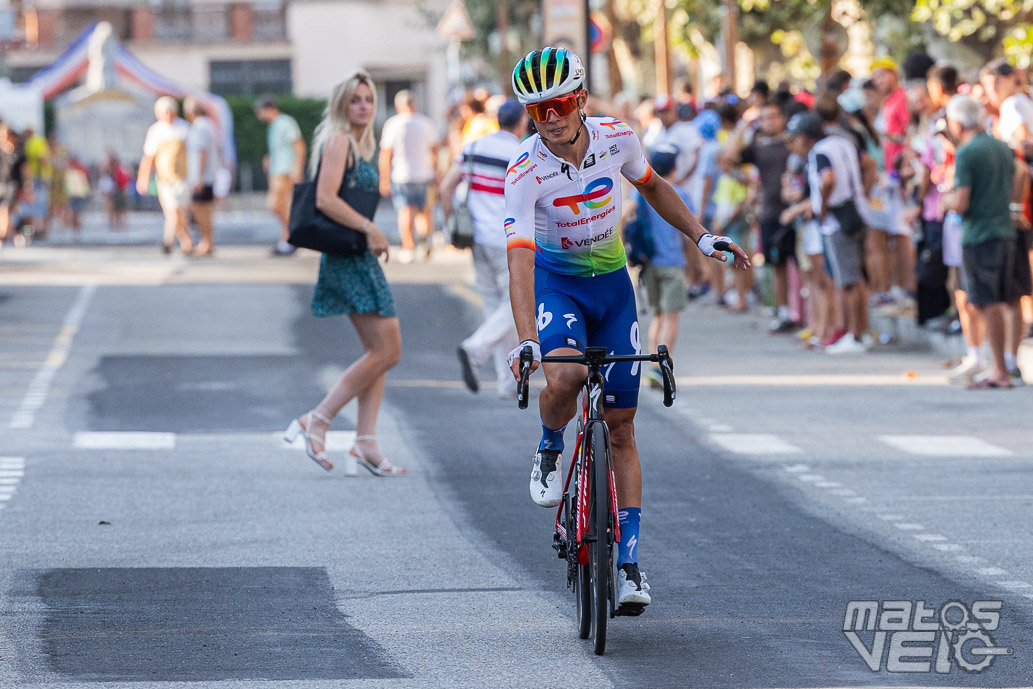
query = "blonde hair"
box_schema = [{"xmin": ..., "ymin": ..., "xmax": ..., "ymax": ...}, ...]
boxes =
[{"xmin": 309, "ymin": 70, "xmax": 377, "ymax": 176}]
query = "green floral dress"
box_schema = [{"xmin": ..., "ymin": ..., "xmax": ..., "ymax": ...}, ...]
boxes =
[{"xmin": 311, "ymin": 155, "xmax": 397, "ymax": 318}]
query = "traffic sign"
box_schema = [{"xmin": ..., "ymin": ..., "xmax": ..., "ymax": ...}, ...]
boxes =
[{"xmin": 436, "ymin": 0, "xmax": 475, "ymax": 41}]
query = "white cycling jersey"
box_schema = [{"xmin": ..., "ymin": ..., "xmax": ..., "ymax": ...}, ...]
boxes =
[{"xmin": 504, "ymin": 117, "xmax": 653, "ymax": 277}]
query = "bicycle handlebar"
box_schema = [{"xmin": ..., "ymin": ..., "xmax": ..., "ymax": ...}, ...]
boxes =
[{"xmin": 517, "ymin": 345, "xmax": 677, "ymax": 409}]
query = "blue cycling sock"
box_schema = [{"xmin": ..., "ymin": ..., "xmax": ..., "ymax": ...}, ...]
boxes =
[
  {"xmin": 617, "ymin": 507, "xmax": 641, "ymax": 567},
  {"xmin": 539, "ymin": 423, "xmax": 566, "ymax": 453}
]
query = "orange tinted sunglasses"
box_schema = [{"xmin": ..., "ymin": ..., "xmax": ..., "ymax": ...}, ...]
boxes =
[{"xmin": 525, "ymin": 92, "xmax": 581, "ymax": 122}]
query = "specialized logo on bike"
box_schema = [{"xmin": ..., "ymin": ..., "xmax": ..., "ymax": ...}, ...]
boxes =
[
  {"xmin": 552, "ymin": 177, "xmax": 614, "ymax": 215},
  {"xmin": 844, "ymin": 599, "xmax": 1012, "ymax": 674},
  {"xmin": 560, "ymin": 227, "xmax": 615, "ymax": 249}
]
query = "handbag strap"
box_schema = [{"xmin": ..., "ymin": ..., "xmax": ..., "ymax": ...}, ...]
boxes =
[{"xmin": 313, "ymin": 142, "xmax": 356, "ymax": 193}]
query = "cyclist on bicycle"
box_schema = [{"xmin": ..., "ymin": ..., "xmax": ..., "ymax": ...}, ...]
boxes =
[{"xmin": 504, "ymin": 47, "xmax": 750, "ymax": 610}]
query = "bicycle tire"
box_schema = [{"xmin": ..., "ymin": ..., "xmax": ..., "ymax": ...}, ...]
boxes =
[
  {"xmin": 573, "ymin": 470, "xmax": 591, "ymax": 640},
  {"xmin": 589, "ymin": 423, "xmax": 611, "ymax": 655}
]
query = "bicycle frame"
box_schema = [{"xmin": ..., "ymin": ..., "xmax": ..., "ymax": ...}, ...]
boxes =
[{"xmin": 518, "ymin": 344, "xmax": 675, "ymax": 653}]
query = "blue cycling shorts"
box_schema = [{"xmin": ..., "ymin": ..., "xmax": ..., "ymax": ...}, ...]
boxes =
[{"xmin": 534, "ymin": 265, "xmax": 641, "ymax": 409}]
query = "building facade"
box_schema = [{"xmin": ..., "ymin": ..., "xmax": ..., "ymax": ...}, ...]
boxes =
[{"xmin": 6, "ymin": 0, "xmax": 451, "ymax": 122}]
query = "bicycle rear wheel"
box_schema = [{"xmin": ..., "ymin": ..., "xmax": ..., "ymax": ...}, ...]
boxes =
[{"xmin": 589, "ymin": 424, "xmax": 612, "ymax": 655}]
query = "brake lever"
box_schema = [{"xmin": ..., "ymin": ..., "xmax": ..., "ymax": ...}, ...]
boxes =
[
  {"xmin": 656, "ymin": 344, "xmax": 676, "ymax": 407},
  {"xmin": 517, "ymin": 345, "xmax": 533, "ymax": 410}
]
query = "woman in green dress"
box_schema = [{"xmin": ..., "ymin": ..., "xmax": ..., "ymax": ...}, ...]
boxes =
[{"xmin": 284, "ymin": 70, "xmax": 405, "ymax": 476}]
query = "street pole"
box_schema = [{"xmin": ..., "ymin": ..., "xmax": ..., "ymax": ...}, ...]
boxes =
[
  {"xmin": 584, "ymin": 0, "xmax": 593, "ymax": 93},
  {"xmin": 497, "ymin": 0, "xmax": 510, "ymax": 90},
  {"xmin": 722, "ymin": 0, "xmax": 738, "ymax": 93},
  {"xmin": 654, "ymin": 0, "xmax": 670, "ymax": 95}
]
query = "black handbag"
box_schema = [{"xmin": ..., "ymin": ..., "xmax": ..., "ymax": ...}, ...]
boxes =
[{"xmin": 287, "ymin": 156, "xmax": 378, "ymax": 256}]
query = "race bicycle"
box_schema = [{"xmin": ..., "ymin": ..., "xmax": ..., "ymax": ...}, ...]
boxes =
[{"xmin": 517, "ymin": 344, "xmax": 676, "ymax": 655}]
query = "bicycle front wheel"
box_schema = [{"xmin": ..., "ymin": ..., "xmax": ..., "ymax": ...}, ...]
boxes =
[{"xmin": 589, "ymin": 423, "xmax": 612, "ymax": 655}]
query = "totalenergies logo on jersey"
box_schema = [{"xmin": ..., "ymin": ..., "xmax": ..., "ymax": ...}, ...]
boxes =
[
  {"xmin": 507, "ymin": 152, "xmax": 531, "ymax": 176},
  {"xmin": 552, "ymin": 177, "xmax": 614, "ymax": 215},
  {"xmin": 503, "ymin": 218, "xmax": 516, "ymax": 237},
  {"xmin": 599, "ymin": 118, "xmax": 634, "ymax": 139}
]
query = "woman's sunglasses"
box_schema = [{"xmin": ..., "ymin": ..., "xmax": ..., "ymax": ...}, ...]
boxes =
[{"xmin": 525, "ymin": 92, "xmax": 581, "ymax": 123}]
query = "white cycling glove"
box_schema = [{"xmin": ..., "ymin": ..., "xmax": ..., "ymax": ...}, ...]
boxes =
[
  {"xmin": 697, "ymin": 233, "xmax": 733, "ymax": 257},
  {"xmin": 507, "ymin": 339, "xmax": 542, "ymax": 367}
]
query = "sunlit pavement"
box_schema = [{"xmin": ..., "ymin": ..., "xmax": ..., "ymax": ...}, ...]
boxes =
[{"xmin": 0, "ymin": 227, "xmax": 1031, "ymax": 687}]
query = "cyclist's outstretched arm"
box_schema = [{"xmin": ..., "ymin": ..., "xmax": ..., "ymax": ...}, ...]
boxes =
[
  {"xmin": 507, "ymin": 247, "xmax": 539, "ymax": 379},
  {"xmin": 636, "ymin": 172, "xmax": 751, "ymax": 269}
]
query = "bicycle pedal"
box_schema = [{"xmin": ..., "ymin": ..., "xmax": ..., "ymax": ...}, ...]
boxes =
[{"xmin": 615, "ymin": 603, "xmax": 647, "ymax": 617}]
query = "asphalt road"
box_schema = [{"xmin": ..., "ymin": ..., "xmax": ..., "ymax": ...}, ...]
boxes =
[{"xmin": 1, "ymin": 228, "xmax": 1032, "ymax": 687}]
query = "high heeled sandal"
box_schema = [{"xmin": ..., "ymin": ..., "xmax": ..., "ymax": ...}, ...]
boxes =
[
  {"xmin": 349, "ymin": 435, "xmax": 406, "ymax": 477},
  {"xmin": 284, "ymin": 411, "xmax": 333, "ymax": 471}
]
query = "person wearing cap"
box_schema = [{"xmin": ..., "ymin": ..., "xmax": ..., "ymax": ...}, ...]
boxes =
[
  {"xmin": 943, "ymin": 93, "xmax": 1030, "ymax": 388},
  {"xmin": 627, "ymin": 146, "xmax": 692, "ymax": 388},
  {"xmin": 441, "ymin": 99, "xmax": 527, "ymax": 397},
  {"xmin": 138, "ymin": 96, "xmax": 193, "ymax": 255},
  {"xmin": 870, "ymin": 56, "xmax": 914, "ymax": 307},
  {"xmin": 642, "ymin": 94, "xmax": 702, "ymax": 186},
  {"xmin": 255, "ymin": 95, "xmax": 306, "ymax": 256},
  {"xmin": 787, "ymin": 111, "xmax": 872, "ymax": 355}
]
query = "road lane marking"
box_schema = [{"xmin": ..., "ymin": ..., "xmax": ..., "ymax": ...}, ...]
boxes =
[
  {"xmin": 710, "ymin": 433, "xmax": 802, "ymax": 455},
  {"xmin": 797, "ymin": 474, "xmax": 824, "ymax": 482},
  {"xmin": 933, "ymin": 544, "xmax": 964, "ymax": 552},
  {"xmin": 998, "ymin": 581, "xmax": 1032, "ymax": 589},
  {"xmin": 784, "ymin": 464, "xmax": 810, "ymax": 473},
  {"xmin": 878, "ymin": 435, "xmax": 1012, "ymax": 457},
  {"xmin": 280, "ymin": 430, "xmax": 357, "ymax": 451},
  {"xmin": 976, "ymin": 567, "xmax": 1010, "ymax": 577},
  {"xmin": 675, "ymin": 374, "xmax": 949, "ymax": 386},
  {"xmin": 815, "ymin": 481, "xmax": 842, "ymax": 488},
  {"xmin": 9, "ymin": 284, "xmax": 97, "ymax": 430},
  {"xmin": 894, "ymin": 523, "xmax": 925, "ymax": 530},
  {"xmin": 73, "ymin": 432, "xmax": 176, "ymax": 450},
  {"xmin": 914, "ymin": 534, "xmax": 948, "ymax": 542},
  {"xmin": 0, "ymin": 457, "xmax": 24, "ymax": 511}
]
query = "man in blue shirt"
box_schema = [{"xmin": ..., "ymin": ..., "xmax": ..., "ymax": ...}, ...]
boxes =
[{"xmin": 631, "ymin": 147, "xmax": 691, "ymax": 387}]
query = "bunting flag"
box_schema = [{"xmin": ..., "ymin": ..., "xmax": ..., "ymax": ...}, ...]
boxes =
[{"xmin": 27, "ymin": 22, "xmax": 236, "ymax": 168}]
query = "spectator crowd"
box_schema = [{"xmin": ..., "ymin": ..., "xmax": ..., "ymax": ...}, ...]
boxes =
[{"xmin": 4, "ymin": 50, "xmax": 1032, "ymax": 388}]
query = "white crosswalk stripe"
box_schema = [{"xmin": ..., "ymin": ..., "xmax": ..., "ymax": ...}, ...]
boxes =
[
  {"xmin": 709, "ymin": 433, "xmax": 802, "ymax": 455},
  {"xmin": 878, "ymin": 435, "xmax": 1012, "ymax": 457}
]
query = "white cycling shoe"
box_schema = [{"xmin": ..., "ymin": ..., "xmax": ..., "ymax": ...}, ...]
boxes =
[
  {"xmin": 529, "ymin": 449, "xmax": 562, "ymax": 507},
  {"xmin": 617, "ymin": 563, "xmax": 651, "ymax": 608}
]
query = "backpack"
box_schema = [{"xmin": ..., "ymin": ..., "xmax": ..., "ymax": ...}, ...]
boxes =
[{"xmin": 624, "ymin": 197, "xmax": 654, "ymax": 266}]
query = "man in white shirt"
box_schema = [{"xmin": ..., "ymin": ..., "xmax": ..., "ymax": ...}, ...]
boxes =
[
  {"xmin": 641, "ymin": 95, "xmax": 701, "ymax": 187},
  {"xmin": 788, "ymin": 111, "xmax": 871, "ymax": 355},
  {"xmin": 440, "ymin": 100, "xmax": 526, "ymax": 397},
  {"xmin": 184, "ymin": 97, "xmax": 220, "ymax": 255},
  {"xmin": 989, "ymin": 61, "xmax": 1033, "ymax": 149},
  {"xmin": 379, "ymin": 91, "xmax": 439, "ymax": 263},
  {"xmin": 137, "ymin": 96, "xmax": 193, "ymax": 255}
]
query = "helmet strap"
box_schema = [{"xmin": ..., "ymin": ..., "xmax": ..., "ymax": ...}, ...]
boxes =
[{"xmin": 566, "ymin": 112, "xmax": 587, "ymax": 146}]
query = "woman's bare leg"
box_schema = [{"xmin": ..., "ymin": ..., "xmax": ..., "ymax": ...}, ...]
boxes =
[{"xmin": 301, "ymin": 315, "xmax": 401, "ymax": 460}]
